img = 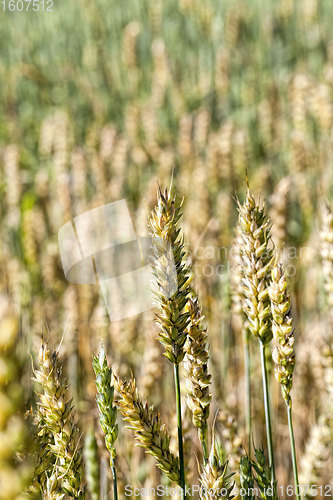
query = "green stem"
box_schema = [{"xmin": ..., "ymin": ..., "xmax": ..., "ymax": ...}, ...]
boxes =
[
  {"xmin": 259, "ymin": 341, "xmax": 276, "ymax": 487},
  {"xmin": 201, "ymin": 436, "xmax": 208, "ymax": 465},
  {"xmin": 111, "ymin": 456, "xmax": 118, "ymax": 500},
  {"xmin": 287, "ymin": 403, "xmax": 300, "ymax": 500},
  {"xmin": 174, "ymin": 363, "xmax": 186, "ymax": 499},
  {"xmin": 243, "ymin": 331, "xmax": 252, "ymax": 455}
]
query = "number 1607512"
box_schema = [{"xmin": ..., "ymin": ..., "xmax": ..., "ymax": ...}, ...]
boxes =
[{"xmin": 1, "ymin": 0, "xmax": 54, "ymax": 11}]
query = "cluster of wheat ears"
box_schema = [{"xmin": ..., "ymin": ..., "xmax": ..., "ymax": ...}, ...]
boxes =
[
  {"xmin": 2, "ymin": 0, "xmax": 333, "ymax": 498},
  {"xmin": 0, "ymin": 184, "xmax": 332, "ymax": 499}
]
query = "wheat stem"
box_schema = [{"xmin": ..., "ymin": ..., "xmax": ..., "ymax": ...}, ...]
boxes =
[
  {"xmin": 259, "ymin": 342, "xmax": 276, "ymax": 488},
  {"xmin": 201, "ymin": 439, "xmax": 209, "ymax": 466},
  {"xmin": 287, "ymin": 404, "xmax": 300, "ymax": 500},
  {"xmin": 243, "ymin": 331, "xmax": 252, "ymax": 455},
  {"xmin": 111, "ymin": 457, "xmax": 118, "ymax": 500},
  {"xmin": 174, "ymin": 364, "xmax": 186, "ymax": 499}
]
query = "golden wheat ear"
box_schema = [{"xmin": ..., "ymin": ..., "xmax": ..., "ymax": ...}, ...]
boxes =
[
  {"xmin": 199, "ymin": 436, "xmax": 234, "ymax": 500},
  {"xmin": 237, "ymin": 190, "xmax": 273, "ymax": 345},
  {"xmin": 114, "ymin": 374, "xmax": 181, "ymax": 485},
  {"xmin": 148, "ymin": 187, "xmax": 192, "ymax": 365},
  {"xmin": 33, "ymin": 339, "xmax": 85, "ymax": 498},
  {"xmin": 184, "ymin": 295, "xmax": 211, "ymax": 462},
  {"xmin": 268, "ymin": 264, "xmax": 295, "ymax": 405}
]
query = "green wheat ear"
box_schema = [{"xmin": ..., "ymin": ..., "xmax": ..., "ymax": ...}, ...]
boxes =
[
  {"xmin": 92, "ymin": 346, "xmax": 118, "ymax": 461},
  {"xmin": 240, "ymin": 456, "xmax": 255, "ymax": 500},
  {"xmin": 92, "ymin": 345, "xmax": 118, "ymax": 499},
  {"xmin": 251, "ymin": 447, "xmax": 278, "ymax": 500}
]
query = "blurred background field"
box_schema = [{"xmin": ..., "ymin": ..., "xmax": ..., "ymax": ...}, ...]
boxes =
[{"xmin": 0, "ymin": 0, "xmax": 333, "ymax": 496}]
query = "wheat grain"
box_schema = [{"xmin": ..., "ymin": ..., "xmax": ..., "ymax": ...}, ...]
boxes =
[{"xmin": 149, "ymin": 185, "xmax": 192, "ymax": 496}]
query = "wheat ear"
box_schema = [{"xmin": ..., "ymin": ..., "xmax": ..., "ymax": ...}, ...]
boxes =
[
  {"xmin": 237, "ymin": 190, "xmax": 273, "ymax": 344},
  {"xmin": 33, "ymin": 340, "xmax": 85, "ymax": 499},
  {"xmin": 92, "ymin": 346, "xmax": 118, "ymax": 499},
  {"xmin": 268, "ymin": 263, "xmax": 299, "ymax": 499},
  {"xmin": 251, "ymin": 447, "xmax": 278, "ymax": 500},
  {"xmin": 184, "ymin": 296, "xmax": 211, "ymax": 462},
  {"xmin": 199, "ymin": 439, "xmax": 234, "ymax": 500},
  {"xmin": 237, "ymin": 190, "xmax": 275, "ymax": 485},
  {"xmin": 268, "ymin": 264, "xmax": 296, "ymax": 405},
  {"xmin": 149, "ymin": 186, "xmax": 191, "ymax": 497},
  {"xmin": 240, "ymin": 456, "xmax": 255, "ymax": 500},
  {"xmin": 232, "ymin": 225, "xmax": 252, "ymax": 453},
  {"xmin": 148, "ymin": 186, "xmax": 191, "ymax": 365},
  {"xmin": 114, "ymin": 374, "xmax": 180, "ymax": 485}
]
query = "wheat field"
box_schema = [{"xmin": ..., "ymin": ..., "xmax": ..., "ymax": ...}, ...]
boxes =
[{"xmin": 0, "ymin": 0, "xmax": 333, "ymax": 498}]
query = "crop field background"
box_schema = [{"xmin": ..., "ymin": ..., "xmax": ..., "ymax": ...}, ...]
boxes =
[{"xmin": 0, "ymin": 0, "xmax": 332, "ymax": 498}]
